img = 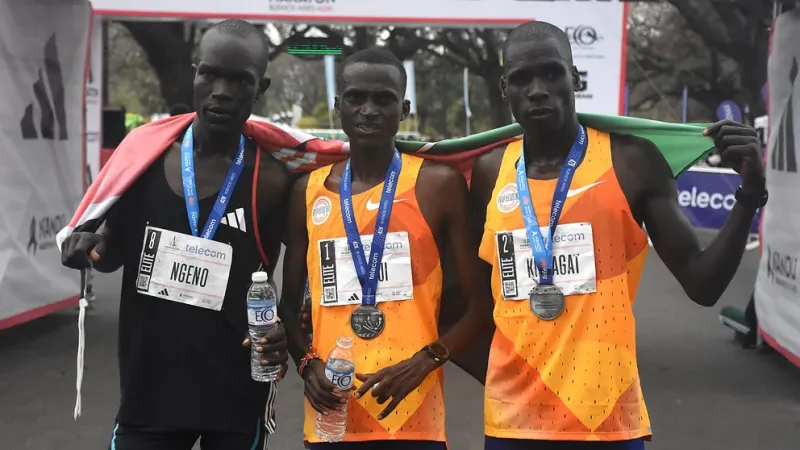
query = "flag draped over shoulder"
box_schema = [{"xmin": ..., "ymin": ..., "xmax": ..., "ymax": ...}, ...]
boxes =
[{"xmin": 56, "ymin": 112, "xmax": 713, "ymax": 249}]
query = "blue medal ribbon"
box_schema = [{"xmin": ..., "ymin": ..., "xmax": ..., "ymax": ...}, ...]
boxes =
[
  {"xmin": 515, "ymin": 125, "xmax": 588, "ymax": 285},
  {"xmin": 180, "ymin": 124, "xmax": 246, "ymax": 240},
  {"xmin": 340, "ymin": 150, "xmax": 403, "ymax": 306}
]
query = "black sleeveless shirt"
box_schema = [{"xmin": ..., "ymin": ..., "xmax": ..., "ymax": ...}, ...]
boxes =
[{"xmin": 114, "ymin": 139, "xmax": 276, "ymax": 433}]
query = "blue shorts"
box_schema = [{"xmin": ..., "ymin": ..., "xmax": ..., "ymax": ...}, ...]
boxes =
[
  {"xmin": 308, "ymin": 441, "xmax": 446, "ymax": 450},
  {"xmin": 485, "ymin": 436, "xmax": 645, "ymax": 450}
]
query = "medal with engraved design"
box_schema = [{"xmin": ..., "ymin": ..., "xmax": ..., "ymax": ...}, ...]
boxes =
[
  {"xmin": 340, "ymin": 150, "xmax": 403, "ymax": 340},
  {"xmin": 514, "ymin": 125, "xmax": 588, "ymax": 320},
  {"xmin": 529, "ymin": 283, "xmax": 565, "ymax": 321},
  {"xmin": 350, "ymin": 304, "xmax": 385, "ymax": 340}
]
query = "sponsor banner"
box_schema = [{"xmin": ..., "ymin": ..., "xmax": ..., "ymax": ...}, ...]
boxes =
[
  {"xmin": 0, "ymin": 0, "xmax": 90, "ymax": 328},
  {"xmin": 85, "ymin": 15, "xmax": 103, "ymax": 182},
  {"xmin": 675, "ymin": 167, "xmax": 760, "ymax": 234},
  {"xmin": 92, "ymin": 0, "xmax": 625, "ymax": 115},
  {"xmin": 755, "ymin": 8, "xmax": 800, "ymax": 367}
]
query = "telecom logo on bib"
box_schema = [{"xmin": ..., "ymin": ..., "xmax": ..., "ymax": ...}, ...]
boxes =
[
  {"xmin": 311, "ymin": 196, "xmax": 332, "ymax": 225},
  {"xmin": 497, "ymin": 183, "xmax": 520, "ymax": 213}
]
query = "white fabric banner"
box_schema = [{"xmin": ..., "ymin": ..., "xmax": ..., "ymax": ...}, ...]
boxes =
[
  {"xmin": 86, "ymin": 14, "xmax": 103, "ymax": 182},
  {"xmin": 0, "ymin": 0, "xmax": 91, "ymax": 328},
  {"xmin": 754, "ymin": 8, "xmax": 800, "ymax": 365},
  {"xmin": 92, "ymin": 0, "xmax": 626, "ymax": 115}
]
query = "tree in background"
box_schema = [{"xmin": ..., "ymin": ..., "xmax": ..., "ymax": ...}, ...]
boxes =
[
  {"xmin": 628, "ymin": 0, "xmax": 771, "ymax": 122},
  {"xmin": 109, "ymin": 2, "xmax": 773, "ymax": 134}
]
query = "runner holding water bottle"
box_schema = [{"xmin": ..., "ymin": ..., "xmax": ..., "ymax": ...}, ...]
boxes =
[{"xmin": 280, "ymin": 48, "xmax": 494, "ymax": 449}]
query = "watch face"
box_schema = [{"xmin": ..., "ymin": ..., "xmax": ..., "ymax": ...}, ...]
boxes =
[{"xmin": 430, "ymin": 342, "xmax": 449, "ymax": 359}]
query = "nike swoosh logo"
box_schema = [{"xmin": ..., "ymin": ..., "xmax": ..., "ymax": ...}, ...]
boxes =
[
  {"xmin": 366, "ymin": 198, "xmax": 407, "ymax": 211},
  {"xmin": 566, "ymin": 181, "xmax": 605, "ymax": 198}
]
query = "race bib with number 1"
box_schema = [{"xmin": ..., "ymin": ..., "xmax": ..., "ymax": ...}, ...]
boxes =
[{"xmin": 317, "ymin": 231, "xmax": 414, "ymax": 306}]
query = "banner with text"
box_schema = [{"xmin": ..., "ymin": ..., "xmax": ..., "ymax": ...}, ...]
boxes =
[
  {"xmin": 675, "ymin": 167, "xmax": 760, "ymax": 234},
  {"xmin": 0, "ymin": 0, "xmax": 90, "ymax": 329},
  {"xmin": 754, "ymin": 8, "xmax": 800, "ymax": 367},
  {"xmin": 92, "ymin": 0, "xmax": 627, "ymax": 115}
]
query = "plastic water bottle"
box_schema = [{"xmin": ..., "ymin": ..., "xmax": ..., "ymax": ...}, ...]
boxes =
[
  {"xmin": 247, "ymin": 271, "xmax": 281, "ymax": 382},
  {"xmin": 316, "ymin": 336, "xmax": 355, "ymax": 442}
]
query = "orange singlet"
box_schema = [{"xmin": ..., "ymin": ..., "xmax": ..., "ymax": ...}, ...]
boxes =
[
  {"xmin": 479, "ymin": 128, "xmax": 653, "ymax": 442},
  {"xmin": 303, "ymin": 153, "xmax": 446, "ymax": 444}
]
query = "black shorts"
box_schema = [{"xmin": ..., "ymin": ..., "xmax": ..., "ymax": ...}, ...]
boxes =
[
  {"xmin": 308, "ymin": 441, "xmax": 446, "ymax": 450},
  {"xmin": 484, "ymin": 437, "xmax": 645, "ymax": 450},
  {"xmin": 109, "ymin": 421, "xmax": 267, "ymax": 450}
]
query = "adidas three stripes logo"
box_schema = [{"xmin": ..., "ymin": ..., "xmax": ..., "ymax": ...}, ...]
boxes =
[{"xmin": 220, "ymin": 207, "xmax": 247, "ymax": 232}]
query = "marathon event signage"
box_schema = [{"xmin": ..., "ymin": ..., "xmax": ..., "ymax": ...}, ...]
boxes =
[
  {"xmin": 0, "ymin": 0, "xmax": 90, "ymax": 329},
  {"xmin": 92, "ymin": 0, "xmax": 627, "ymax": 115},
  {"xmin": 676, "ymin": 167, "xmax": 760, "ymax": 234},
  {"xmin": 755, "ymin": 8, "xmax": 800, "ymax": 367}
]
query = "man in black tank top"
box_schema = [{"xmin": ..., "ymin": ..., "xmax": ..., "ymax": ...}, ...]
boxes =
[{"xmin": 60, "ymin": 20, "xmax": 291, "ymax": 450}]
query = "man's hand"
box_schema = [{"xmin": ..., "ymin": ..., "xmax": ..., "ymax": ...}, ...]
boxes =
[
  {"xmin": 61, "ymin": 232, "xmax": 106, "ymax": 269},
  {"xmin": 704, "ymin": 120, "xmax": 765, "ymax": 190},
  {"xmin": 354, "ymin": 351, "xmax": 438, "ymax": 420},
  {"xmin": 303, "ymin": 359, "xmax": 350, "ymax": 413},
  {"xmin": 242, "ymin": 323, "xmax": 289, "ymax": 380}
]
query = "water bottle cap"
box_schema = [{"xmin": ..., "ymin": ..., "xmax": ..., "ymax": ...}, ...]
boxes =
[
  {"xmin": 336, "ymin": 336, "xmax": 353, "ymax": 349},
  {"xmin": 251, "ymin": 271, "xmax": 269, "ymax": 283}
]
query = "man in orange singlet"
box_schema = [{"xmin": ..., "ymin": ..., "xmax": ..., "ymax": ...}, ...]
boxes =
[
  {"xmin": 469, "ymin": 22, "xmax": 767, "ymax": 450},
  {"xmin": 280, "ymin": 48, "xmax": 493, "ymax": 449}
]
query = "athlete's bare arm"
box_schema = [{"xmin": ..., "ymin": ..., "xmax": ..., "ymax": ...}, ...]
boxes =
[
  {"xmin": 61, "ymin": 192, "xmax": 128, "ymax": 273},
  {"xmin": 438, "ymin": 147, "xmax": 507, "ymax": 385},
  {"xmin": 278, "ymin": 174, "xmax": 311, "ymax": 368},
  {"xmin": 613, "ymin": 121, "xmax": 765, "ymax": 307},
  {"xmin": 278, "ymin": 174, "xmax": 343, "ymax": 412},
  {"xmin": 420, "ymin": 161, "xmax": 495, "ymax": 358},
  {"xmin": 254, "ymin": 153, "xmax": 293, "ymax": 278},
  {"xmin": 353, "ymin": 161, "xmax": 495, "ymax": 417}
]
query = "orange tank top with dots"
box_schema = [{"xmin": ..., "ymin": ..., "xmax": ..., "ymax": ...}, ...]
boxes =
[
  {"xmin": 479, "ymin": 128, "xmax": 653, "ymax": 442},
  {"xmin": 303, "ymin": 153, "xmax": 446, "ymax": 444}
]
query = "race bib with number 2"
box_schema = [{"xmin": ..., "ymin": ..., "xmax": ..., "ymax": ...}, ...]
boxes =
[{"xmin": 495, "ymin": 222, "xmax": 596, "ymax": 299}]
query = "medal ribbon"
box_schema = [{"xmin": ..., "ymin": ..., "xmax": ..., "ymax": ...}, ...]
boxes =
[
  {"xmin": 340, "ymin": 150, "xmax": 403, "ymax": 306},
  {"xmin": 515, "ymin": 124, "xmax": 588, "ymax": 285},
  {"xmin": 180, "ymin": 124, "xmax": 246, "ymax": 240}
]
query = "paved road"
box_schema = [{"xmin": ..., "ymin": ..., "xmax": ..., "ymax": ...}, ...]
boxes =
[{"xmin": 2, "ymin": 236, "xmax": 800, "ymax": 450}]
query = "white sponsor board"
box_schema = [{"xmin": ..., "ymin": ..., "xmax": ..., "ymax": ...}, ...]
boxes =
[
  {"xmin": 754, "ymin": 8, "xmax": 800, "ymax": 366},
  {"xmin": 0, "ymin": 0, "xmax": 90, "ymax": 328},
  {"xmin": 86, "ymin": 14, "xmax": 103, "ymax": 181},
  {"xmin": 92, "ymin": 0, "xmax": 627, "ymax": 115}
]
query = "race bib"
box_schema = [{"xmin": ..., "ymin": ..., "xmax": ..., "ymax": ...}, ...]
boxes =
[
  {"xmin": 317, "ymin": 232, "xmax": 413, "ymax": 306},
  {"xmin": 495, "ymin": 222, "xmax": 596, "ymax": 299},
  {"xmin": 135, "ymin": 226, "xmax": 233, "ymax": 311}
]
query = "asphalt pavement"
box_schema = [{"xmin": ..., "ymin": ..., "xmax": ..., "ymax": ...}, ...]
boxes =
[{"xmin": 1, "ymin": 235, "xmax": 799, "ymax": 450}]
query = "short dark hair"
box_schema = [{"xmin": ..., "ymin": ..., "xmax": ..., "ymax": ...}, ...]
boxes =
[
  {"xmin": 205, "ymin": 19, "xmax": 271, "ymax": 76},
  {"xmin": 337, "ymin": 47, "xmax": 407, "ymax": 94},
  {"xmin": 503, "ymin": 20, "xmax": 573, "ymax": 67}
]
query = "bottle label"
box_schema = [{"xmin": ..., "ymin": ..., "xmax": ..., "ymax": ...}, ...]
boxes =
[
  {"xmin": 326, "ymin": 366, "xmax": 354, "ymax": 390},
  {"xmin": 248, "ymin": 299, "xmax": 277, "ymax": 326}
]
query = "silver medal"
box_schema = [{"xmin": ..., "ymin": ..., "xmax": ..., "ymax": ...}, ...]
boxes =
[
  {"xmin": 529, "ymin": 284, "xmax": 565, "ymax": 320},
  {"xmin": 350, "ymin": 305, "xmax": 385, "ymax": 340}
]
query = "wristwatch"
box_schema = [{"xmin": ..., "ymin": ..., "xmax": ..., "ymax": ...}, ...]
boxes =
[
  {"xmin": 422, "ymin": 341, "xmax": 450, "ymax": 366},
  {"xmin": 735, "ymin": 185, "xmax": 769, "ymax": 210}
]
